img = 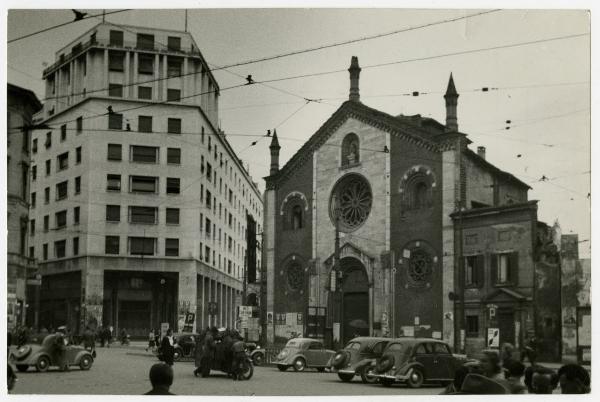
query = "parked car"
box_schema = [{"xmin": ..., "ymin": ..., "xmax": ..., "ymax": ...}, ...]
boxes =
[
  {"xmin": 275, "ymin": 338, "xmax": 335, "ymax": 372},
  {"xmin": 371, "ymin": 338, "xmax": 475, "ymax": 388},
  {"xmin": 156, "ymin": 333, "xmax": 198, "ymax": 361},
  {"xmin": 9, "ymin": 334, "xmax": 94, "ymax": 372},
  {"xmin": 246, "ymin": 342, "xmax": 265, "ymax": 366},
  {"xmin": 328, "ymin": 337, "xmax": 391, "ymax": 383}
]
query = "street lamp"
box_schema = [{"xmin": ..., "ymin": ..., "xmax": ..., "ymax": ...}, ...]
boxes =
[{"xmin": 331, "ymin": 194, "xmax": 343, "ymax": 348}]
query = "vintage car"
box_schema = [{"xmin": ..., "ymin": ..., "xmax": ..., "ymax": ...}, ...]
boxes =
[
  {"xmin": 10, "ymin": 334, "xmax": 94, "ymax": 372},
  {"xmin": 246, "ymin": 342, "xmax": 265, "ymax": 366},
  {"xmin": 156, "ymin": 332, "xmax": 198, "ymax": 361},
  {"xmin": 275, "ymin": 338, "xmax": 335, "ymax": 372},
  {"xmin": 328, "ymin": 337, "xmax": 392, "ymax": 383},
  {"xmin": 370, "ymin": 338, "xmax": 474, "ymax": 388}
]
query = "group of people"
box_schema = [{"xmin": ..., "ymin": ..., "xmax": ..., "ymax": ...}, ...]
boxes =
[
  {"xmin": 441, "ymin": 343, "xmax": 591, "ymax": 394},
  {"xmin": 193, "ymin": 327, "xmax": 248, "ymax": 381}
]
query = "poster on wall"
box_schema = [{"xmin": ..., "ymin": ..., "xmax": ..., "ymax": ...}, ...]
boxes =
[{"xmin": 487, "ymin": 328, "xmax": 500, "ymax": 348}]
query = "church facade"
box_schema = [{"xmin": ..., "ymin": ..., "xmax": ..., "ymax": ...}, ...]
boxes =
[{"xmin": 263, "ymin": 57, "xmax": 543, "ymax": 352}]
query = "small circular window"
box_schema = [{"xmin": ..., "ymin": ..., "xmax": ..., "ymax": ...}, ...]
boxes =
[
  {"xmin": 407, "ymin": 249, "xmax": 433, "ymax": 287},
  {"xmin": 286, "ymin": 260, "xmax": 304, "ymax": 291},
  {"xmin": 329, "ymin": 174, "xmax": 372, "ymax": 232}
]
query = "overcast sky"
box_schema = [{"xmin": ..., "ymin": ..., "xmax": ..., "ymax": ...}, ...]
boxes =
[{"xmin": 6, "ymin": 6, "xmax": 591, "ymax": 257}]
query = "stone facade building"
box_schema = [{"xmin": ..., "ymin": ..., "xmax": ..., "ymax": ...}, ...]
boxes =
[
  {"xmin": 263, "ymin": 57, "xmax": 554, "ymax": 351},
  {"xmin": 7, "ymin": 84, "xmax": 42, "ymax": 330},
  {"xmin": 28, "ymin": 23, "xmax": 262, "ymax": 336}
]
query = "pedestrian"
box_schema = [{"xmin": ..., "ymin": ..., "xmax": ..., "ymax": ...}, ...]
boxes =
[
  {"xmin": 144, "ymin": 363, "xmax": 175, "ymax": 395},
  {"xmin": 520, "ymin": 332, "xmax": 537, "ymax": 365},
  {"xmin": 222, "ymin": 329, "xmax": 234, "ymax": 376},
  {"xmin": 230, "ymin": 331, "xmax": 247, "ymax": 381},
  {"xmin": 479, "ymin": 349, "xmax": 504, "ymax": 382},
  {"xmin": 193, "ymin": 328, "xmax": 207, "ymax": 377},
  {"xmin": 200, "ymin": 327, "xmax": 217, "ymax": 377},
  {"xmin": 500, "ymin": 342, "xmax": 515, "ymax": 367},
  {"xmin": 524, "ymin": 365, "xmax": 558, "ymax": 394},
  {"xmin": 557, "ymin": 363, "xmax": 590, "ymax": 394},
  {"xmin": 161, "ymin": 328, "xmax": 175, "ymax": 366},
  {"xmin": 147, "ymin": 329, "xmax": 155, "ymax": 352},
  {"xmin": 55, "ymin": 326, "xmax": 69, "ymax": 371},
  {"xmin": 503, "ymin": 359, "xmax": 527, "ymax": 394},
  {"xmin": 83, "ymin": 326, "xmax": 96, "ymax": 357}
]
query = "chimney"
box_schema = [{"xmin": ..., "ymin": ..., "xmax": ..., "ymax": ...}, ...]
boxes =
[
  {"xmin": 444, "ymin": 73, "xmax": 459, "ymax": 132},
  {"xmin": 269, "ymin": 129, "xmax": 281, "ymax": 176},
  {"xmin": 477, "ymin": 146, "xmax": 486, "ymax": 160},
  {"xmin": 348, "ymin": 56, "xmax": 361, "ymax": 102}
]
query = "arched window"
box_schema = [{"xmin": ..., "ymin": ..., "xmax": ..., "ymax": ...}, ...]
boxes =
[
  {"xmin": 291, "ymin": 205, "xmax": 303, "ymax": 229},
  {"xmin": 413, "ymin": 181, "xmax": 429, "ymax": 209},
  {"xmin": 341, "ymin": 133, "xmax": 360, "ymax": 167},
  {"xmin": 399, "ymin": 166, "xmax": 436, "ymax": 211}
]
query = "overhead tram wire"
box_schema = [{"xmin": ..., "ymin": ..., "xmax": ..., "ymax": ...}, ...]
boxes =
[
  {"xmin": 38, "ymin": 9, "xmax": 500, "ymax": 103},
  {"xmin": 7, "ymin": 9, "xmax": 131, "ymax": 44}
]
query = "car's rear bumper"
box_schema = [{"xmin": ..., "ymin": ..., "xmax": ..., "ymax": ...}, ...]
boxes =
[
  {"xmin": 337, "ymin": 369, "xmax": 356, "ymax": 375},
  {"xmin": 370, "ymin": 372, "xmax": 410, "ymax": 382}
]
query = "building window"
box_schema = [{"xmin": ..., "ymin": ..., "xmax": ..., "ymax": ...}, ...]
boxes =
[
  {"xmin": 131, "ymin": 145, "xmax": 158, "ymax": 163},
  {"xmin": 75, "ymin": 176, "xmax": 81, "ymax": 194},
  {"xmin": 56, "ymin": 181, "xmax": 68, "ymax": 200},
  {"xmin": 45, "ymin": 132, "xmax": 52, "ymax": 148},
  {"xmin": 138, "ymin": 86, "xmax": 152, "ymax": 100},
  {"xmin": 167, "ymin": 58, "xmax": 182, "ymax": 77},
  {"xmin": 136, "ymin": 33, "xmax": 154, "ymax": 50},
  {"xmin": 492, "ymin": 252, "xmax": 518, "ymax": 285},
  {"xmin": 108, "ymin": 51, "xmax": 125, "ymax": 71},
  {"xmin": 74, "ymin": 206, "xmax": 80, "ymax": 225},
  {"xmin": 31, "ymin": 192, "xmax": 36, "ymax": 208},
  {"xmin": 107, "ymin": 174, "xmax": 121, "ymax": 191},
  {"xmin": 31, "ymin": 165, "xmax": 37, "ymax": 181},
  {"xmin": 286, "ymin": 259, "xmax": 304, "ymax": 291},
  {"xmin": 329, "ymin": 174, "xmax": 372, "ymax": 232},
  {"xmin": 167, "ymin": 89, "xmax": 181, "ymax": 102},
  {"xmin": 29, "ymin": 246, "xmax": 34, "ymax": 258},
  {"xmin": 108, "ymin": 113, "xmax": 123, "ymax": 130},
  {"xmin": 167, "ymin": 36, "xmax": 181, "ymax": 51},
  {"xmin": 43, "ymin": 215, "xmax": 49, "ymax": 231},
  {"xmin": 76, "ymin": 117, "xmax": 83, "ymax": 133},
  {"xmin": 30, "ymin": 219, "xmax": 35, "ymax": 236},
  {"xmin": 167, "ymin": 118, "xmax": 181, "ymax": 134},
  {"xmin": 129, "ymin": 206, "xmax": 158, "ymax": 224},
  {"xmin": 60, "ymin": 124, "xmax": 67, "ymax": 141},
  {"xmin": 167, "ymin": 148, "xmax": 181, "ymax": 164},
  {"xmin": 43, "ymin": 243, "xmax": 48, "ymax": 260},
  {"xmin": 105, "ymin": 236, "xmax": 120, "ymax": 254},
  {"xmin": 466, "ymin": 315, "xmax": 479, "ymax": 337},
  {"xmin": 129, "ymin": 236, "xmax": 155, "ymax": 255},
  {"xmin": 109, "ymin": 30, "xmax": 124, "ymax": 46},
  {"xmin": 201, "ymin": 127, "xmax": 205, "ymax": 143},
  {"xmin": 106, "ymin": 205, "xmax": 121, "ymax": 222},
  {"xmin": 205, "ymin": 246, "xmax": 210, "ymax": 263},
  {"xmin": 130, "ymin": 176, "xmax": 157, "ymax": 193},
  {"xmin": 54, "ymin": 240, "xmax": 66, "ymax": 258},
  {"xmin": 166, "ymin": 208, "xmax": 180, "ymax": 224},
  {"xmin": 138, "ymin": 54, "xmax": 154, "ymax": 74},
  {"xmin": 205, "ymin": 218, "xmax": 211, "ymax": 236},
  {"xmin": 206, "ymin": 163, "xmax": 212, "ymax": 181},
  {"xmin": 55, "ymin": 210, "xmax": 67, "ymax": 228},
  {"xmin": 166, "ymin": 178, "xmax": 180, "ymax": 194},
  {"xmin": 206, "ymin": 190, "xmax": 212, "ymax": 208},
  {"xmin": 76, "ymin": 146, "xmax": 82, "ymax": 164},
  {"xmin": 57, "ymin": 152, "xmax": 69, "ymax": 171},
  {"xmin": 109, "ymin": 83, "xmax": 123, "ymax": 97},
  {"xmin": 45, "ymin": 160, "xmax": 51, "ymax": 175},
  {"xmin": 138, "ymin": 116, "xmax": 153, "ymax": 132},
  {"xmin": 341, "ymin": 133, "xmax": 360, "ymax": 166},
  {"xmin": 465, "ymin": 255, "xmax": 484, "ymax": 287},
  {"xmin": 165, "ymin": 238, "xmax": 179, "ymax": 256},
  {"xmin": 107, "ymin": 144, "xmax": 122, "ymax": 160},
  {"xmin": 406, "ymin": 248, "xmax": 433, "ymax": 287},
  {"xmin": 73, "ymin": 237, "xmax": 79, "ymax": 256}
]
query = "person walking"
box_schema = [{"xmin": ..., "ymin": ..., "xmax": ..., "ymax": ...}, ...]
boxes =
[
  {"xmin": 230, "ymin": 331, "xmax": 247, "ymax": 381},
  {"xmin": 193, "ymin": 329, "xmax": 207, "ymax": 377},
  {"xmin": 520, "ymin": 332, "xmax": 538, "ymax": 365},
  {"xmin": 144, "ymin": 363, "xmax": 175, "ymax": 395},
  {"xmin": 200, "ymin": 327, "xmax": 217, "ymax": 377},
  {"xmin": 161, "ymin": 328, "xmax": 175, "ymax": 366},
  {"xmin": 147, "ymin": 329, "xmax": 155, "ymax": 352},
  {"xmin": 82, "ymin": 326, "xmax": 96, "ymax": 357},
  {"xmin": 55, "ymin": 326, "xmax": 69, "ymax": 371}
]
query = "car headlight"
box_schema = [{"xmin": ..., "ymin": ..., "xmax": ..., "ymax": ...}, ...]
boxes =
[
  {"xmin": 278, "ymin": 350, "xmax": 288, "ymax": 359},
  {"xmin": 256, "ymin": 346, "xmax": 261, "ymax": 349}
]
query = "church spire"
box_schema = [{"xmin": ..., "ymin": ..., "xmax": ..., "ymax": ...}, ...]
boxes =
[
  {"xmin": 348, "ymin": 56, "xmax": 361, "ymax": 102},
  {"xmin": 269, "ymin": 129, "xmax": 281, "ymax": 176},
  {"xmin": 444, "ymin": 73, "xmax": 459, "ymax": 132}
]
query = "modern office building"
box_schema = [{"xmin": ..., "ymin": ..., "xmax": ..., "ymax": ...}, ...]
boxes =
[
  {"xmin": 29, "ymin": 23, "xmax": 262, "ymax": 336},
  {"xmin": 7, "ymin": 83, "xmax": 42, "ymax": 330}
]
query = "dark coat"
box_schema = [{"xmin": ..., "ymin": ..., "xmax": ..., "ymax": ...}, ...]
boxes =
[{"xmin": 161, "ymin": 336, "xmax": 175, "ymax": 365}]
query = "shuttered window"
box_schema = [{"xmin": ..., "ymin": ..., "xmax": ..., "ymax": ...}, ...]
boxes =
[
  {"xmin": 167, "ymin": 148, "xmax": 181, "ymax": 164},
  {"xmin": 106, "ymin": 205, "xmax": 121, "ymax": 222},
  {"xmin": 464, "ymin": 255, "xmax": 484, "ymax": 288},
  {"xmin": 167, "ymin": 118, "xmax": 181, "ymax": 134},
  {"xmin": 130, "ymin": 176, "xmax": 158, "ymax": 193},
  {"xmin": 138, "ymin": 86, "xmax": 152, "ymax": 99},
  {"xmin": 491, "ymin": 252, "xmax": 518, "ymax": 285},
  {"xmin": 131, "ymin": 145, "xmax": 158, "ymax": 163},
  {"xmin": 107, "ymin": 144, "xmax": 122, "ymax": 160},
  {"xmin": 138, "ymin": 54, "xmax": 154, "ymax": 74},
  {"xmin": 166, "ymin": 208, "xmax": 180, "ymax": 224},
  {"xmin": 105, "ymin": 236, "xmax": 120, "ymax": 254},
  {"xmin": 165, "ymin": 238, "xmax": 179, "ymax": 256},
  {"xmin": 108, "ymin": 51, "xmax": 125, "ymax": 71},
  {"xmin": 129, "ymin": 237, "xmax": 155, "ymax": 255},
  {"xmin": 129, "ymin": 206, "xmax": 158, "ymax": 224},
  {"xmin": 136, "ymin": 34, "xmax": 154, "ymax": 50}
]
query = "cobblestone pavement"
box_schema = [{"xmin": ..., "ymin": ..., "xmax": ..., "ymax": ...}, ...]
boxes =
[{"xmin": 11, "ymin": 346, "xmax": 441, "ymax": 395}]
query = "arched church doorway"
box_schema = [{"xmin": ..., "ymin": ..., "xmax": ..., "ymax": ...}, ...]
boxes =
[{"xmin": 340, "ymin": 257, "xmax": 369, "ymax": 344}]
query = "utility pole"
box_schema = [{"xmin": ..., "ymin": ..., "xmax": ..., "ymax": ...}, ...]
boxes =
[{"xmin": 332, "ymin": 195, "xmax": 342, "ymax": 348}]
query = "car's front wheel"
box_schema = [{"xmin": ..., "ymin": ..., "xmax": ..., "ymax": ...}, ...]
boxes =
[
  {"xmin": 277, "ymin": 364, "xmax": 288, "ymax": 371},
  {"xmin": 406, "ymin": 368, "xmax": 424, "ymax": 388},
  {"xmin": 16, "ymin": 365, "xmax": 28, "ymax": 372},
  {"xmin": 36, "ymin": 356, "xmax": 50, "ymax": 372},
  {"xmin": 361, "ymin": 366, "xmax": 377, "ymax": 384},
  {"xmin": 241, "ymin": 362, "xmax": 254, "ymax": 380},
  {"xmin": 292, "ymin": 357, "xmax": 306, "ymax": 372},
  {"xmin": 252, "ymin": 353, "xmax": 264, "ymax": 366},
  {"xmin": 79, "ymin": 354, "xmax": 93, "ymax": 370},
  {"xmin": 338, "ymin": 372, "xmax": 354, "ymax": 382}
]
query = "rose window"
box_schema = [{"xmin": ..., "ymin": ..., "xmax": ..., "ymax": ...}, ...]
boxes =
[
  {"xmin": 407, "ymin": 249, "xmax": 432, "ymax": 286},
  {"xmin": 287, "ymin": 260, "xmax": 304, "ymax": 290},
  {"xmin": 330, "ymin": 174, "xmax": 372, "ymax": 232}
]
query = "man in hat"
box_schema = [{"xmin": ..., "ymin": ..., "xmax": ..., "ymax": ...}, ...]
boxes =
[{"xmin": 55, "ymin": 326, "xmax": 69, "ymax": 371}]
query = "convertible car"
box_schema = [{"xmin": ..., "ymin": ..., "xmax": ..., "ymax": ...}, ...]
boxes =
[
  {"xmin": 329, "ymin": 337, "xmax": 391, "ymax": 383},
  {"xmin": 370, "ymin": 338, "xmax": 475, "ymax": 388},
  {"xmin": 10, "ymin": 334, "xmax": 94, "ymax": 372},
  {"xmin": 275, "ymin": 338, "xmax": 335, "ymax": 372}
]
